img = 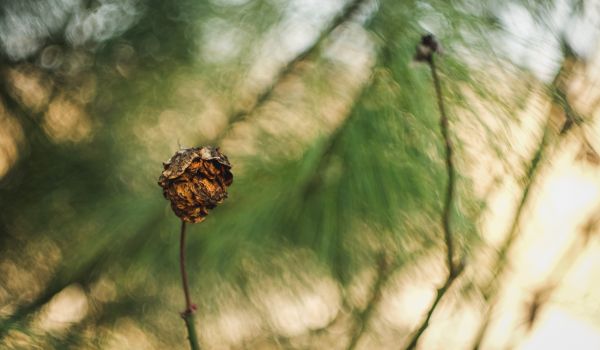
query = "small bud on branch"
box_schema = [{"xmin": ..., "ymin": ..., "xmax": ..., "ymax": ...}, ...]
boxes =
[{"xmin": 414, "ymin": 34, "xmax": 441, "ymax": 63}]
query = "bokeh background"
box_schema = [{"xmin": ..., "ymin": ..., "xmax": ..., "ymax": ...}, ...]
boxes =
[{"xmin": 1, "ymin": 0, "xmax": 600, "ymax": 349}]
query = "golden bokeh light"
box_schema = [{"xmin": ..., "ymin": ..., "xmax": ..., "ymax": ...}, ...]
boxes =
[{"xmin": 43, "ymin": 95, "xmax": 92, "ymax": 143}]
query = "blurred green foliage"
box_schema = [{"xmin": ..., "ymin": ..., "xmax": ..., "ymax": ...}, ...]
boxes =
[{"xmin": 0, "ymin": 0, "xmax": 597, "ymax": 348}]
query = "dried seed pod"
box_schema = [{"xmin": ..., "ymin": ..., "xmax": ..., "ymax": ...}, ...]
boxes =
[
  {"xmin": 158, "ymin": 146, "xmax": 233, "ymax": 223},
  {"xmin": 414, "ymin": 34, "xmax": 440, "ymax": 63}
]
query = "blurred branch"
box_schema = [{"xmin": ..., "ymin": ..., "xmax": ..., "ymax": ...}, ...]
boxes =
[
  {"xmin": 470, "ymin": 44, "xmax": 587, "ymax": 350},
  {"xmin": 301, "ymin": 75, "xmax": 373, "ymax": 198},
  {"xmin": 402, "ymin": 35, "xmax": 464, "ymax": 350},
  {"xmin": 505, "ymin": 212, "xmax": 598, "ymax": 349},
  {"xmin": 300, "ymin": 31, "xmax": 393, "ymax": 198},
  {"xmin": 293, "ymin": 76, "xmax": 384, "ymax": 348},
  {"xmin": 346, "ymin": 252, "xmax": 392, "ymax": 350},
  {"xmin": 0, "ymin": 254, "xmax": 100, "ymax": 339},
  {"xmin": 0, "ymin": 213, "xmax": 165, "ymax": 339},
  {"xmin": 0, "ymin": 67, "xmax": 55, "ymax": 142},
  {"xmin": 403, "ymin": 271, "xmax": 460, "ymax": 350},
  {"xmin": 552, "ymin": 39, "xmax": 599, "ymax": 161},
  {"xmin": 469, "ymin": 89, "xmax": 552, "ymax": 350},
  {"xmin": 0, "ymin": 79, "xmax": 79, "ymax": 340},
  {"xmin": 211, "ymin": 0, "xmax": 367, "ymax": 144},
  {"xmin": 46, "ymin": 292, "xmax": 160, "ymax": 349},
  {"xmin": 432, "ymin": 57, "xmax": 458, "ymax": 277}
]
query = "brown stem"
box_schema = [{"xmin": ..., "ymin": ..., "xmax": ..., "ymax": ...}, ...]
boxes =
[
  {"xmin": 403, "ymin": 276, "xmax": 458, "ymax": 350},
  {"xmin": 431, "ymin": 55, "xmax": 457, "ymax": 276},
  {"xmin": 180, "ymin": 221, "xmax": 192, "ymax": 311},
  {"xmin": 180, "ymin": 221, "xmax": 200, "ymax": 350},
  {"xmin": 402, "ymin": 50, "xmax": 464, "ymax": 350}
]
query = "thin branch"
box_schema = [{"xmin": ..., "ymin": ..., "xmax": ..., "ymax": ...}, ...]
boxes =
[
  {"xmin": 179, "ymin": 221, "xmax": 201, "ymax": 350},
  {"xmin": 211, "ymin": 0, "xmax": 366, "ymax": 144},
  {"xmin": 431, "ymin": 55, "xmax": 457, "ymax": 277},
  {"xmin": 346, "ymin": 253, "xmax": 391, "ymax": 350},
  {"xmin": 469, "ymin": 95, "xmax": 552, "ymax": 350},
  {"xmin": 402, "ymin": 36, "xmax": 464, "ymax": 350},
  {"xmin": 180, "ymin": 221, "xmax": 193, "ymax": 313},
  {"xmin": 470, "ymin": 48, "xmax": 583, "ymax": 350},
  {"xmin": 402, "ymin": 273, "xmax": 459, "ymax": 350}
]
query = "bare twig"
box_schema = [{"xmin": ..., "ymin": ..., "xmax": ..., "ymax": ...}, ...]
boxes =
[
  {"xmin": 180, "ymin": 221, "xmax": 193, "ymax": 313},
  {"xmin": 402, "ymin": 35, "xmax": 464, "ymax": 350},
  {"xmin": 402, "ymin": 273, "xmax": 459, "ymax": 350},
  {"xmin": 179, "ymin": 221, "xmax": 201, "ymax": 350},
  {"xmin": 431, "ymin": 55, "xmax": 458, "ymax": 277}
]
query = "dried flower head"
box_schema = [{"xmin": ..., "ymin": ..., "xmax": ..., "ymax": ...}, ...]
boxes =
[
  {"xmin": 158, "ymin": 146, "xmax": 233, "ymax": 223},
  {"xmin": 414, "ymin": 34, "xmax": 440, "ymax": 63}
]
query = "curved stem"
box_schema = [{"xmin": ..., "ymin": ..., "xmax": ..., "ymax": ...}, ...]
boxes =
[
  {"xmin": 180, "ymin": 221, "xmax": 200, "ymax": 350},
  {"xmin": 402, "ymin": 50, "xmax": 463, "ymax": 350},
  {"xmin": 403, "ymin": 276, "xmax": 457, "ymax": 350},
  {"xmin": 180, "ymin": 221, "xmax": 192, "ymax": 311},
  {"xmin": 431, "ymin": 55, "xmax": 457, "ymax": 276}
]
